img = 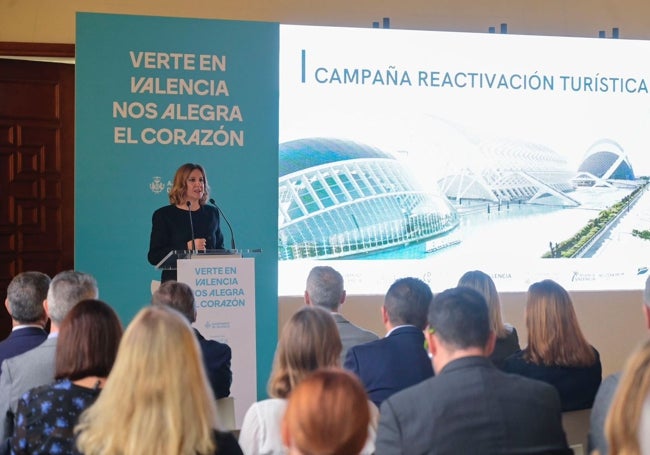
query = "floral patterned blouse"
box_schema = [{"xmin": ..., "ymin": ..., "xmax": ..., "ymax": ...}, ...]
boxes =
[{"xmin": 10, "ymin": 379, "xmax": 100, "ymax": 455}]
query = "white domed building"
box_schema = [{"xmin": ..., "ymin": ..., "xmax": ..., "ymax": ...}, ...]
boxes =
[{"xmin": 278, "ymin": 138, "xmax": 459, "ymax": 260}]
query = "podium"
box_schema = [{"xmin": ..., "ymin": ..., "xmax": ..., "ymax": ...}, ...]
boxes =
[
  {"xmin": 155, "ymin": 248, "xmax": 263, "ymax": 269},
  {"xmin": 156, "ymin": 249, "xmax": 259, "ymax": 429}
]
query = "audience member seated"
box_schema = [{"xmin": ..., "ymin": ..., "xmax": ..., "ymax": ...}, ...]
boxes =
[
  {"xmin": 8, "ymin": 299, "xmax": 122, "ymax": 454},
  {"xmin": 239, "ymin": 306, "xmax": 378, "ymax": 455},
  {"xmin": 344, "ymin": 277, "xmax": 434, "ymax": 408},
  {"xmin": 0, "ymin": 272, "xmax": 50, "ymax": 368},
  {"xmin": 589, "ymin": 275, "xmax": 650, "ymax": 455},
  {"xmin": 74, "ymin": 306, "xmax": 242, "ymax": 455},
  {"xmin": 457, "ymin": 270, "xmax": 519, "ymax": 368},
  {"xmin": 304, "ymin": 266, "xmax": 378, "ymax": 364},
  {"xmin": 281, "ymin": 368, "xmax": 370, "ymax": 455},
  {"xmin": 0, "ymin": 270, "xmax": 98, "ymax": 444},
  {"xmin": 503, "ymin": 279, "xmax": 602, "ymax": 411},
  {"xmin": 151, "ymin": 280, "xmax": 232, "ymax": 398},
  {"xmin": 376, "ymin": 286, "xmax": 570, "ymax": 454},
  {"xmin": 604, "ymin": 338, "xmax": 650, "ymax": 455}
]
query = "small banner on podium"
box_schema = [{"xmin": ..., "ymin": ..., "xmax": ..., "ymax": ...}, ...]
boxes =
[{"xmin": 178, "ymin": 256, "xmax": 256, "ymax": 429}]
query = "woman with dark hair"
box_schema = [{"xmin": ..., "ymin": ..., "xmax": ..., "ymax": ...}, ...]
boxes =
[
  {"xmin": 147, "ymin": 163, "xmax": 225, "ymax": 282},
  {"xmin": 9, "ymin": 299, "xmax": 123, "ymax": 454},
  {"xmin": 503, "ymin": 279, "xmax": 601, "ymax": 411}
]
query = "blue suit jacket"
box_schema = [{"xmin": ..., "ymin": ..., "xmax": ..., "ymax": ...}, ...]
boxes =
[
  {"xmin": 0, "ymin": 327, "xmax": 47, "ymax": 369},
  {"xmin": 194, "ymin": 329, "xmax": 232, "ymax": 399},
  {"xmin": 344, "ymin": 325, "xmax": 434, "ymax": 408}
]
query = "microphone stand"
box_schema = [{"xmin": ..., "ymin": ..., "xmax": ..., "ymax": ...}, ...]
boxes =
[
  {"xmin": 187, "ymin": 201, "xmax": 196, "ymax": 254},
  {"xmin": 210, "ymin": 198, "xmax": 236, "ymax": 251}
]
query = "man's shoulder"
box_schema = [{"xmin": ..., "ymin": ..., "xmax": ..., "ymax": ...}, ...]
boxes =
[
  {"xmin": 4, "ymin": 338, "xmax": 56, "ymax": 374},
  {"xmin": 194, "ymin": 330, "xmax": 231, "ymax": 355},
  {"xmin": 348, "ymin": 333, "xmax": 389, "ymax": 354},
  {"xmin": 335, "ymin": 315, "xmax": 379, "ymax": 340},
  {"xmin": 0, "ymin": 328, "xmax": 45, "ymax": 347},
  {"xmin": 591, "ymin": 371, "xmax": 622, "ymax": 411},
  {"xmin": 599, "ymin": 371, "xmax": 622, "ymax": 390}
]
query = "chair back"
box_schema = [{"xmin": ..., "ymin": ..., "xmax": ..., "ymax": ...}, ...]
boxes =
[
  {"xmin": 216, "ymin": 396, "xmax": 237, "ymax": 432},
  {"xmin": 562, "ymin": 408, "xmax": 591, "ymax": 455}
]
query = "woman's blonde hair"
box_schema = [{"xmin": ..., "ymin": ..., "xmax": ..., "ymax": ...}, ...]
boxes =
[
  {"xmin": 168, "ymin": 163, "xmax": 210, "ymax": 206},
  {"xmin": 267, "ymin": 306, "xmax": 342, "ymax": 399},
  {"xmin": 524, "ymin": 279, "xmax": 595, "ymax": 367},
  {"xmin": 458, "ymin": 270, "xmax": 508, "ymax": 338},
  {"xmin": 605, "ymin": 339, "xmax": 650, "ymax": 455},
  {"xmin": 282, "ymin": 368, "xmax": 370, "ymax": 455},
  {"xmin": 75, "ymin": 306, "xmax": 218, "ymax": 455}
]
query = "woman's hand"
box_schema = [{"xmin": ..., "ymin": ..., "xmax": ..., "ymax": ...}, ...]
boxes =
[{"xmin": 187, "ymin": 238, "xmax": 207, "ymax": 250}]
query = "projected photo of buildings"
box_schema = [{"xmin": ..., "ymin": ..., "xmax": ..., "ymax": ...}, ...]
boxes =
[
  {"xmin": 278, "ymin": 124, "xmax": 645, "ymax": 263},
  {"xmin": 277, "ymin": 25, "xmax": 650, "ymax": 290}
]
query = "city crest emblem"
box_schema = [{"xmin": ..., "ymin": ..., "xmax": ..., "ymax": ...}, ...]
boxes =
[{"xmin": 149, "ymin": 176, "xmax": 165, "ymax": 194}]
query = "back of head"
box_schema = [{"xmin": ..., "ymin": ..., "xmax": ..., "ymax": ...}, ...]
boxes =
[
  {"xmin": 457, "ymin": 270, "xmax": 506, "ymax": 338},
  {"xmin": 151, "ymin": 280, "xmax": 196, "ymax": 323},
  {"xmin": 47, "ymin": 270, "xmax": 98, "ymax": 325},
  {"xmin": 268, "ymin": 306, "xmax": 342, "ymax": 398},
  {"xmin": 282, "ymin": 368, "xmax": 370, "ymax": 455},
  {"xmin": 55, "ymin": 299, "xmax": 123, "ymax": 381},
  {"xmin": 428, "ymin": 286, "xmax": 491, "ymax": 351},
  {"xmin": 6, "ymin": 271, "xmax": 50, "ymax": 324},
  {"xmin": 525, "ymin": 279, "xmax": 594, "ymax": 367},
  {"xmin": 605, "ymin": 338, "xmax": 650, "ymax": 455},
  {"xmin": 305, "ymin": 266, "xmax": 344, "ymax": 311},
  {"xmin": 75, "ymin": 306, "xmax": 217, "ymax": 455},
  {"xmin": 384, "ymin": 277, "xmax": 432, "ymax": 330}
]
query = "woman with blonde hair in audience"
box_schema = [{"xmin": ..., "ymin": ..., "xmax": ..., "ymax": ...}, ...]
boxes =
[
  {"xmin": 282, "ymin": 368, "xmax": 370, "ymax": 455},
  {"xmin": 238, "ymin": 306, "xmax": 378, "ymax": 455},
  {"xmin": 9, "ymin": 299, "xmax": 122, "ymax": 454},
  {"xmin": 503, "ymin": 279, "xmax": 601, "ymax": 411},
  {"xmin": 605, "ymin": 338, "xmax": 650, "ymax": 455},
  {"xmin": 458, "ymin": 270, "xmax": 520, "ymax": 368},
  {"xmin": 75, "ymin": 305, "xmax": 242, "ymax": 455}
]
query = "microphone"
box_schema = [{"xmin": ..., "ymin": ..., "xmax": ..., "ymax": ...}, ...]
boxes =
[
  {"xmin": 187, "ymin": 201, "xmax": 196, "ymax": 252},
  {"xmin": 210, "ymin": 198, "xmax": 236, "ymax": 250}
]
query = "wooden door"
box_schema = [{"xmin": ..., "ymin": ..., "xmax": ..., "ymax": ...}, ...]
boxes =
[{"xmin": 0, "ymin": 58, "xmax": 75, "ymax": 339}]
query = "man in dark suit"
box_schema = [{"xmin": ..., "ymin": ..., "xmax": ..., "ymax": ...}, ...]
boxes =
[
  {"xmin": 151, "ymin": 280, "xmax": 232, "ymax": 399},
  {"xmin": 376, "ymin": 286, "xmax": 569, "ymax": 455},
  {"xmin": 0, "ymin": 271, "xmax": 50, "ymax": 368},
  {"xmin": 304, "ymin": 266, "xmax": 378, "ymax": 364},
  {"xmin": 344, "ymin": 277, "xmax": 434, "ymax": 408}
]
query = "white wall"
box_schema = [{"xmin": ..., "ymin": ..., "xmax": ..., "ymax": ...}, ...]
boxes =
[{"xmin": 1, "ymin": 0, "xmax": 650, "ymax": 43}]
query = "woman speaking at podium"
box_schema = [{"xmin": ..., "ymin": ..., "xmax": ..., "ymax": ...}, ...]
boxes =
[{"xmin": 148, "ymin": 163, "xmax": 224, "ymax": 282}]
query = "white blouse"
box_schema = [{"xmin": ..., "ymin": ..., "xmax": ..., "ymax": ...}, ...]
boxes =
[{"xmin": 238, "ymin": 398, "xmax": 378, "ymax": 455}]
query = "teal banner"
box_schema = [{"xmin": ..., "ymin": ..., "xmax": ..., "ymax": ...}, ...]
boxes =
[{"xmin": 75, "ymin": 13, "xmax": 279, "ymax": 398}]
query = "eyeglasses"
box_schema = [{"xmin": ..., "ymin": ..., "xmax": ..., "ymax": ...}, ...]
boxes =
[{"xmin": 187, "ymin": 177, "xmax": 205, "ymax": 184}]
